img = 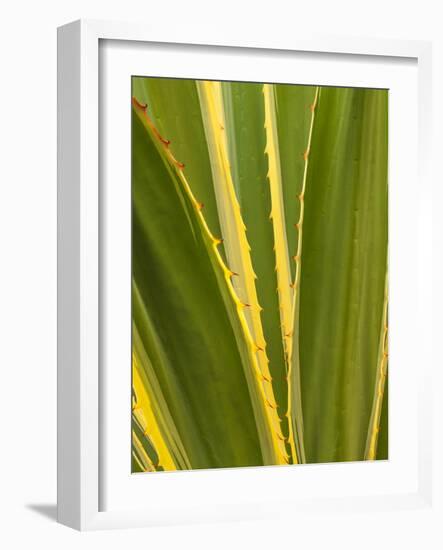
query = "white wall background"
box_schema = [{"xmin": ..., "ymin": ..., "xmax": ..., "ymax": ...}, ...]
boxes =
[{"xmin": 0, "ymin": 1, "xmax": 441, "ymax": 548}]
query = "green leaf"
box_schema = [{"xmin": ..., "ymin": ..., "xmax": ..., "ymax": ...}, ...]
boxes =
[
  {"xmin": 132, "ymin": 77, "xmax": 223, "ymax": 252},
  {"xmin": 365, "ymin": 270, "xmax": 389, "ymax": 460},
  {"xmin": 376, "ymin": 376, "xmax": 389, "ymax": 460},
  {"xmin": 275, "ymin": 84, "xmax": 319, "ymax": 280},
  {"xmin": 196, "ymin": 80, "xmax": 288, "ymax": 464},
  {"xmin": 132, "ymin": 103, "xmax": 273, "ymax": 469},
  {"xmin": 299, "ymin": 87, "xmax": 388, "ymax": 463},
  {"xmin": 132, "ymin": 312, "xmax": 191, "ymax": 470},
  {"xmin": 220, "ymin": 81, "xmax": 297, "ymax": 462}
]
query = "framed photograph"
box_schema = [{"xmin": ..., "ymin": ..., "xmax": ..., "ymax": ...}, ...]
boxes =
[{"xmin": 57, "ymin": 19, "xmax": 434, "ymax": 531}]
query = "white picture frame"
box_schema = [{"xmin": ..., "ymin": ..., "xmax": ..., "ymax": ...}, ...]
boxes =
[{"xmin": 57, "ymin": 19, "xmax": 435, "ymax": 532}]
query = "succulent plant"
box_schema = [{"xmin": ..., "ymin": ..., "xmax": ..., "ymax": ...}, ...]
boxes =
[{"xmin": 131, "ymin": 77, "xmax": 388, "ymax": 472}]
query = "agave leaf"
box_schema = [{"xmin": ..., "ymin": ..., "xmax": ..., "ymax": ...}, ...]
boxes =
[
  {"xmin": 299, "ymin": 87, "xmax": 388, "ymax": 463},
  {"xmin": 132, "ymin": 77, "xmax": 223, "ymax": 250},
  {"xmin": 365, "ymin": 270, "xmax": 388, "ymax": 460},
  {"xmin": 262, "ymin": 84, "xmax": 294, "ymax": 360},
  {"xmin": 218, "ymin": 81, "xmax": 295, "ymax": 462},
  {"xmin": 275, "ymin": 84, "xmax": 320, "ymax": 281},
  {"xmin": 376, "ymin": 375, "xmax": 389, "ymax": 459},
  {"xmin": 132, "ymin": 308, "xmax": 191, "ymax": 470},
  {"xmin": 196, "ymin": 80, "xmax": 288, "ymax": 465},
  {"xmin": 285, "ymin": 85, "xmax": 320, "ymax": 465},
  {"xmin": 132, "ymin": 100, "xmax": 279, "ymax": 468},
  {"xmin": 132, "ymin": 425, "xmax": 157, "ymax": 472},
  {"xmin": 262, "ymin": 83, "xmax": 312, "ymax": 464},
  {"xmin": 132, "ymin": 394, "xmax": 170, "ymax": 473}
]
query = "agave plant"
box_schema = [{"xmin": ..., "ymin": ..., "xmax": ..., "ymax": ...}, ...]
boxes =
[{"xmin": 131, "ymin": 77, "xmax": 388, "ymax": 473}]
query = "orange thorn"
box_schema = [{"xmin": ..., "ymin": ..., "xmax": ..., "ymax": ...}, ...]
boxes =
[
  {"xmin": 132, "ymin": 97, "xmax": 172, "ymax": 147},
  {"xmin": 153, "ymin": 130, "xmax": 170, "ymax": 146},
  {"xmin": 255, "ymin": 344, "xmax": 265, "ymax": 352},
  {"xmin": 309, "ymin": 103, "xmax": 316, "ymax": 112},
  {"xmin": 132, "ymin": 97, "xmax": 147, "ymax": 110},
  {"xmin": 175, "ymin": 161, "xmax": 185, "ymax": 170},
  {"xmin": 213, "ymin": 237, "xmax": 223, "ymax": 245},
  {"xmin": 148, "ymin": 121, "xmax": 171, "ymax": 146},
  {"xmin": 303, "ymin": 150, "xmax": 309, "ymax": 161},
  {"xmin": 229, "ymin": 271, "xmax": 239, "ymax": 278},
  {"xmin": 266, "ymin": 399, "xmax": 278, "ymax": 409},
  {"xmin": 293, "ymin": 255, "xmax": 300, "ymax": 262}
]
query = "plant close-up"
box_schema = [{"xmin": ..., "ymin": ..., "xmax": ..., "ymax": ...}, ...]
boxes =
[{"xmin": 131, "ymin": 76, "xmax": 388, "ymax": 473}]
